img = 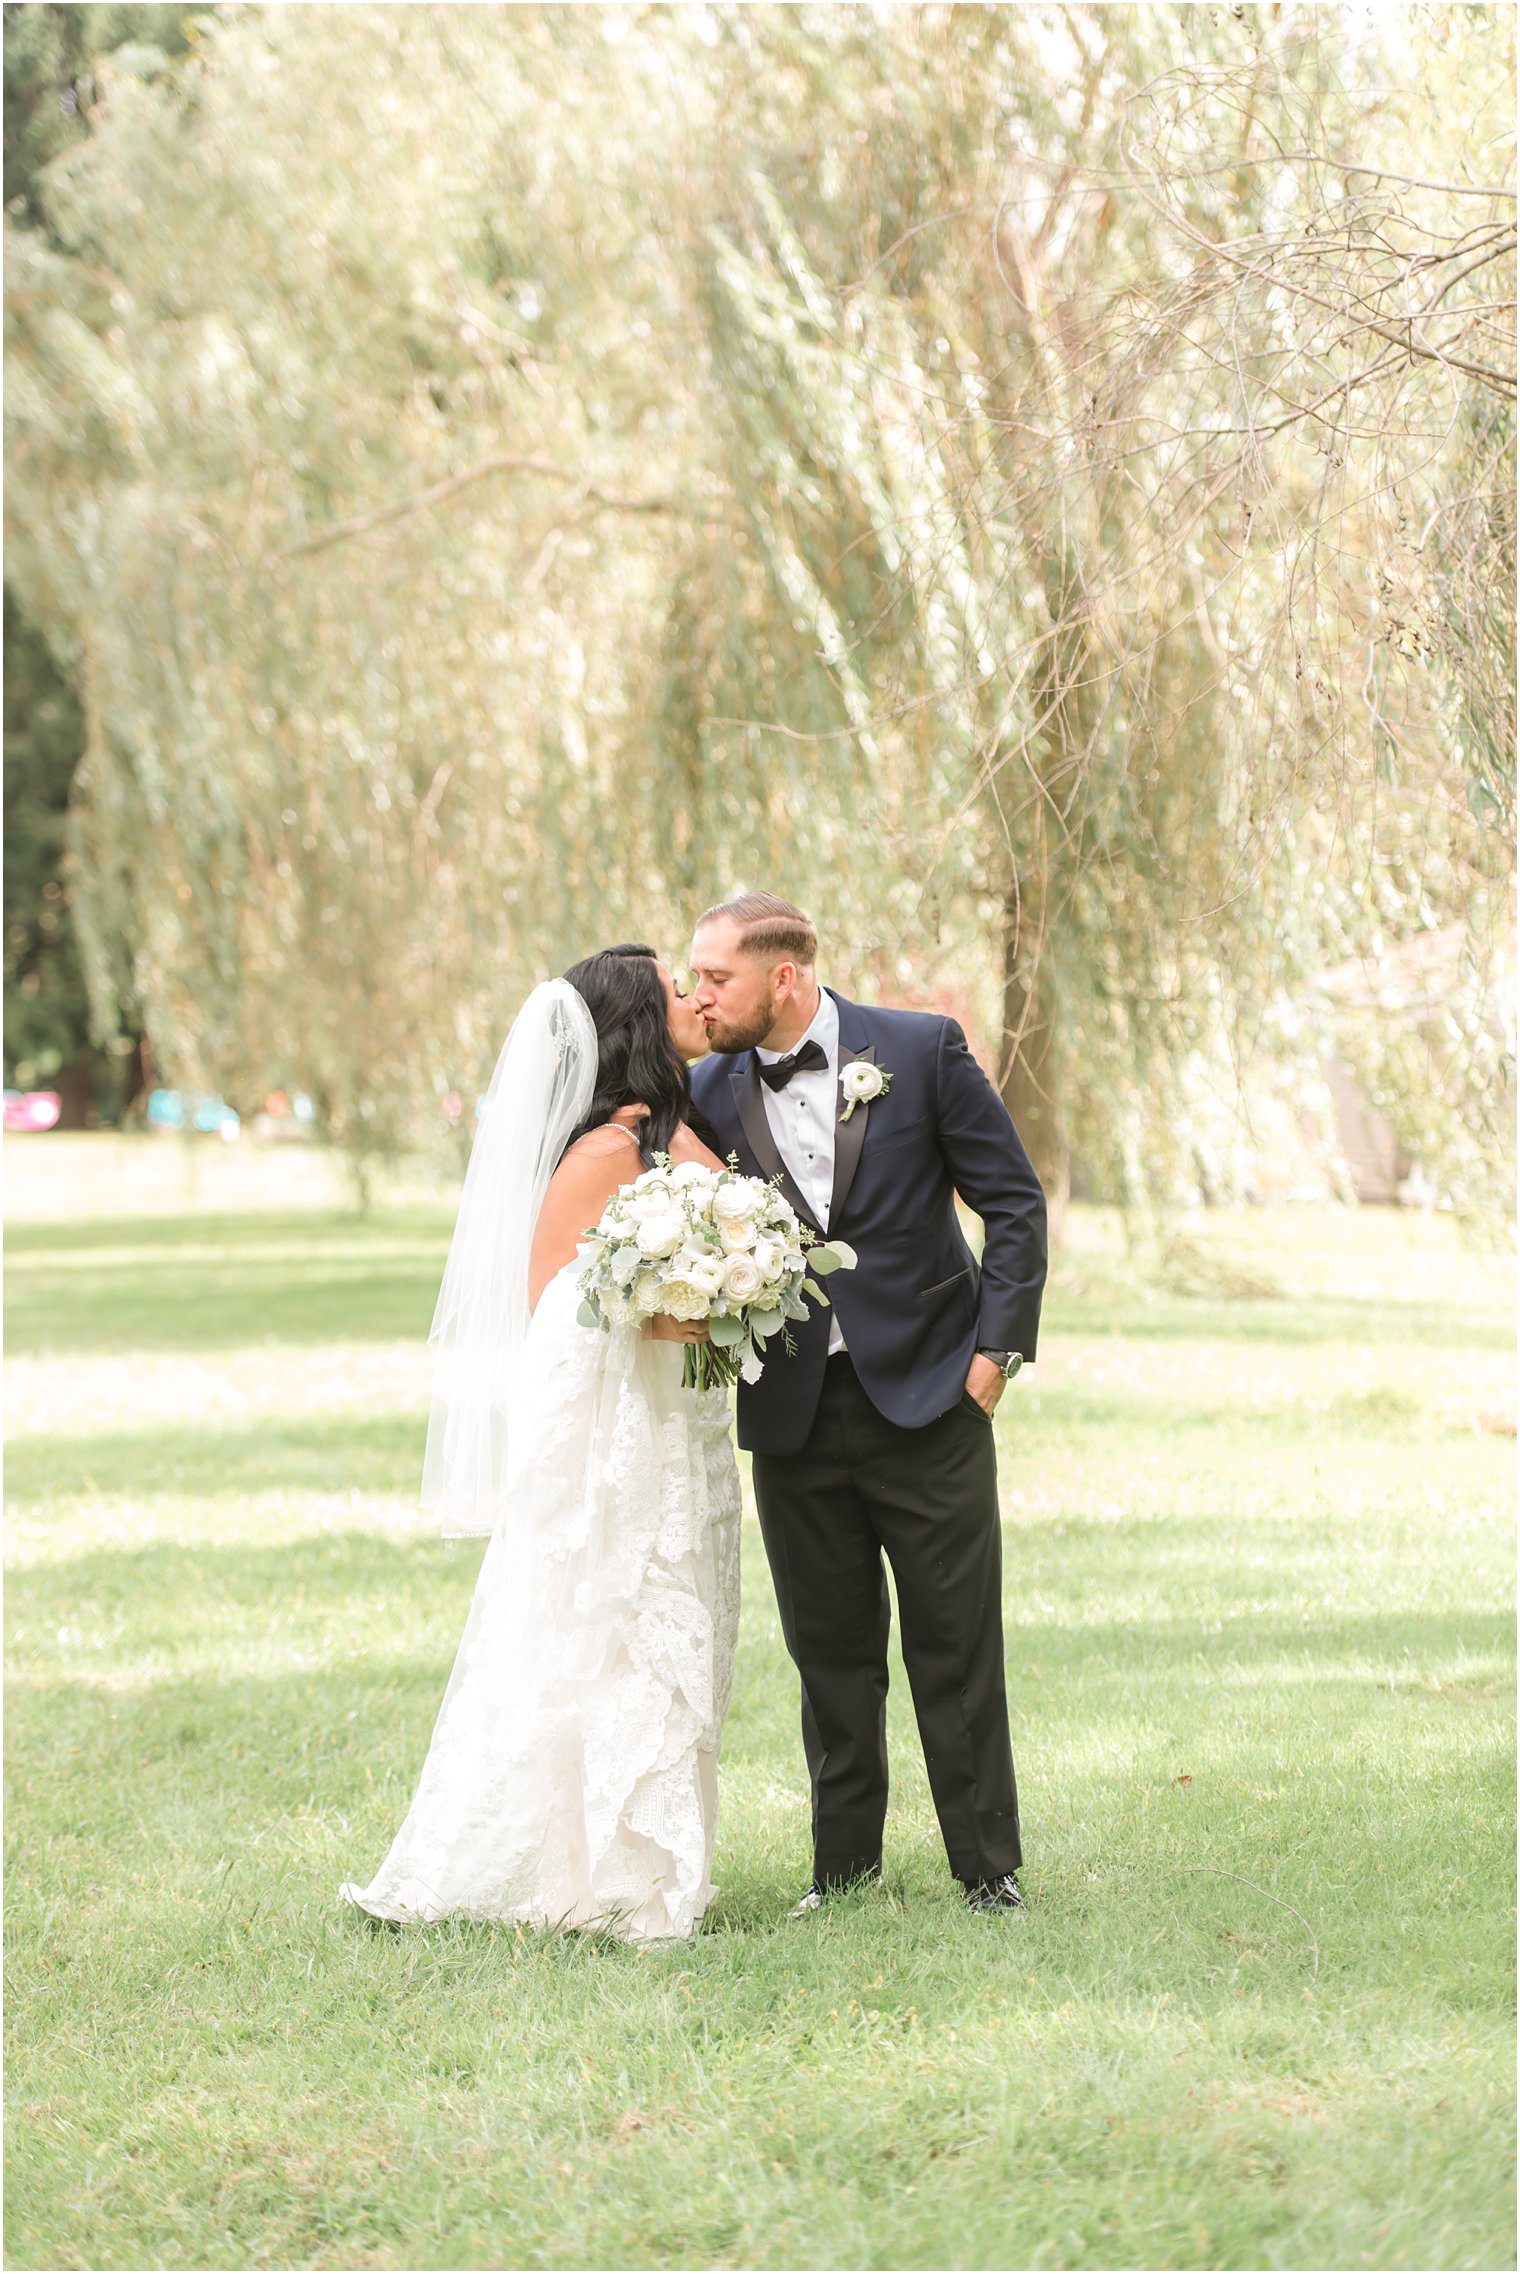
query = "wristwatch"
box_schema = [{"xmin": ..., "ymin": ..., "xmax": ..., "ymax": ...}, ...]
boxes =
[{"xmin": 977, "ymin": 1349, "xmax": 1024, "ymax": 1380}]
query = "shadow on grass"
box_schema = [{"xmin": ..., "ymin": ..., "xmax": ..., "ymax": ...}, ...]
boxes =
[
  {"xmin": 1042, "ymin": 1289, "xmax": 1514, "ymax": 1352},
  {"xmin": 5, "ymin": 1210, "xmax": 456, "ymax": 1257},
  {"xmin": 6, "ymin": 1246, "xmax": 449, "ymax": 1357},
  {"xmin": 8, "ymin": 1208, "xmax": 1510, "ymax": 1359},
  {"xmin": 6, "ymin": 1412, "xmax": 429, "ymax": 1505},
  {"xmin": 7, "ymin": 1526, "xmax": 1511, "ymax": 1734},
  {"xmin": 8, "ymin": 1386, "xmax": 1471, "ymax": 1512}
]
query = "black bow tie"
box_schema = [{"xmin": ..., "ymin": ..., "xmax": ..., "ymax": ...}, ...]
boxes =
[{"xmin": 758, "ymin": 1039, "xmax": 829, "ymax": 1091}]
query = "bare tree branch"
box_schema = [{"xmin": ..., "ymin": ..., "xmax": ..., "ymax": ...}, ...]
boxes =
[{"xmin": 284, "ymin": 454, "xmax": 701, "ymax": 558}]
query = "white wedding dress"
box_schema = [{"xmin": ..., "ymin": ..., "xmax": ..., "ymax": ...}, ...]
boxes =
[{"xmin": 341, "ymin": 1266, "xmax": 741, "ymax": 1942}]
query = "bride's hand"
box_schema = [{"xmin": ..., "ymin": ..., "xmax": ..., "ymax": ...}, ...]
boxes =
[{"xmin": 646, "ymin": 1316, "xmax": 710, "ymax": 1345}]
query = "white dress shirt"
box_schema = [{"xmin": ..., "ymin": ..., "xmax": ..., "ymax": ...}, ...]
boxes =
[{"xmin": 756, "ymin": 990, "xmax": 846, "ymax": 1355}]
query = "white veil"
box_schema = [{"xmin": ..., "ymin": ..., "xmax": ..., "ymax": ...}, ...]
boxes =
[{"xmin": 421, "ymin": 978, "xmax": 600, "ymax": 1538}]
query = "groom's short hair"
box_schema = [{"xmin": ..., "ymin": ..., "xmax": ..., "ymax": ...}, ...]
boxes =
[{"xmin": 699, "ymin": 892, "xmax": 817, "ymax": 968}]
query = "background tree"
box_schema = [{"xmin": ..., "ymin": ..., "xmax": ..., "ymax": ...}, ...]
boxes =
[
  {"xmin": 674, "ymin": 3, "xmax": 1513, "ymax": 1219},
  {"xmin": 4, "ymin": 3, "xmax": 1511, "ymax": 1213},
  {"xmin": 3, "ymin": 0, "xmax": 189, "ymax": 1119}
]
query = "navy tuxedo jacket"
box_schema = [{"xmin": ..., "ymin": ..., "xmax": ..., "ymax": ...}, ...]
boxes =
[{"xmin": 689, "ymin": 991, "xmax": 1048, "ymax": 1455}]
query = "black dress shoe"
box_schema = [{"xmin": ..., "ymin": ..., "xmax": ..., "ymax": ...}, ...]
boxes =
[
  {"xmin": 788, "ymin": 1867, "xmax": 883, "ymax": 1918},
  {"xmin": 963, "ymin": 1873, "xmax": 1027, "ymax": 1914}
]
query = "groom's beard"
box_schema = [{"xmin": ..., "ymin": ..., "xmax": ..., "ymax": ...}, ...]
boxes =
[{"xmin": 701, "ymin": 1008, "xmax": 777, "ymax": 1055}]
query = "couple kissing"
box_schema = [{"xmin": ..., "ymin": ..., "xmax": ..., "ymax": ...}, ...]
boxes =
[{"xmin": 342, "ymin": 891, "xmax": 1047, "ymax": 1939}]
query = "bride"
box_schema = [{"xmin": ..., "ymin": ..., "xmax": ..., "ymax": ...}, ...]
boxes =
[{"xmin": 341, "ymin": 945, "xmax": 741, "ymax": 1943}]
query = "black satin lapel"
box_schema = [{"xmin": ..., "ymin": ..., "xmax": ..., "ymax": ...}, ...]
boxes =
[
  {"xmin": 731, "ymin": 1058, "xmax": 820, "ymax": 1230},
  {"xmin": 830, "ymin": 1041, "xmax": 875, "ymax": 1225}
]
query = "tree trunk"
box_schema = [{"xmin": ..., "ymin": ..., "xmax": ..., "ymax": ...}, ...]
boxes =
[
  {"xmin": 51, "ymin": 1057, "xmax": 96, "ymax": 1129},
  {"xmin": 1000, "ymin": 908, "xmax": 1069, "ymax": 1247}
]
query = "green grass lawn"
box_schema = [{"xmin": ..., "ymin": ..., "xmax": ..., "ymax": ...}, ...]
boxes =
[{"xmin": 5, "ymin": 1155, "xmax": 1515, "ymax": 2272}]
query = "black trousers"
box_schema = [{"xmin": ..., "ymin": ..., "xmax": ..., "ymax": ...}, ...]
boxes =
[{"xmin": 750, "ymin": 1352, "xmax": 1021, "ymax": 1889}]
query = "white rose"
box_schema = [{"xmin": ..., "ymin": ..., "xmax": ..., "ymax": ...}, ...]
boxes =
[
  {"xmin": 624, "ymin": 1188, "xmax": 670, "ymax": 1223},
  {"xmin": 712, "ymin": 1178, "xmax": 765, "ymax": 1225},
  {"xmin": 723, "ymin": 1254, "xmax": 764, "ymax": 1304},
  {"xmin": 636, "ymin": 1214, "xmax": 684, "ymax": 1258},
  {"xmin": 687, "ymin": 1255, "xmax": 727, "ymax": 1297},
  {"xmin": 669, "ymin": 1161, "xmax": 712, "ymax": 1189},
  {"xmin": 719, "ymin": 1218, "xmax": 757, "ymax": 1252}
]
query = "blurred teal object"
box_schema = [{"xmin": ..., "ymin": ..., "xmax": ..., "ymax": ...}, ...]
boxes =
[{"xmin": 147, "ymin": 1088, "xmax": 239, "ymax": 1137}]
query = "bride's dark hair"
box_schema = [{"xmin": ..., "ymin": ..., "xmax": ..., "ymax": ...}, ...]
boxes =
[{"xmin": 561, "ymin": 943, "xmax": 715, "ymax": 1167}]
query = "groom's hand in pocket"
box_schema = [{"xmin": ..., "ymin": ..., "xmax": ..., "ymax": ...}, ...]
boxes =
[
  {"xmin": 964, "ymin": 1352, "xmax": 1006, "ymax": 1417},
  {"xmin": 648, "ymin": 1317, "xmax": 711, "ymax": 1345}
]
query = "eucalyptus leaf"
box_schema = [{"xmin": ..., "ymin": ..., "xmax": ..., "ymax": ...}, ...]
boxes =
[{"xmin": 808, "ymin": 1242, "xmax": 856, "ymax": 1275}]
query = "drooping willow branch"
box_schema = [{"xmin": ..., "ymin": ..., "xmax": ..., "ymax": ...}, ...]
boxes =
[{"xmin": 284, "ymin": 453, "xmax": 710, "ymax": 557}]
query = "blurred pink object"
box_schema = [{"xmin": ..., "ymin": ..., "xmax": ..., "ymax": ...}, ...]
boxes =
[{"xmin": 4, "ymin": 1091, "xmax": 62, "ymax": 1132}]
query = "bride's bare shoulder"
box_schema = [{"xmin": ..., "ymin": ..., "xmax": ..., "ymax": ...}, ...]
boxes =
[
  {"xmin": 670, "ymin": 1124, "xmax": 725, "ymax": 1172},
  {"xmin": 564, "ymin": 1122, "xmax": 641, "ymax": 1160},
  {"xmin": 552, "ymin": 1123, "xmax": 642, "ymax": 1187}
]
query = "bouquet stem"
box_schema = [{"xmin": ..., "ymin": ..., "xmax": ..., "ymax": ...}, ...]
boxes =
[{"xmin": 682, "ymin": 1343, "xmax": 742, "ymax": 1393}]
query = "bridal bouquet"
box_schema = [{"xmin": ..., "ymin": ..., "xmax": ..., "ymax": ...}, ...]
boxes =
[{"xmin": 576, "ymin": 1156, "xmax": 856, "ymax": 1391}]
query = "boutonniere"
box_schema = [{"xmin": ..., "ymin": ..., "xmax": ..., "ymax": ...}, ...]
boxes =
[{"xmin": 839, "ymin": 1061, "xmax": 891, "ymax": 1122}]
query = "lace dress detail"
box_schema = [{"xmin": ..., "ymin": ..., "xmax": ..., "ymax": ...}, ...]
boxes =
[{"xmin": 341, "ymin": 1267, "xmax": 741, "ymax": 1942}]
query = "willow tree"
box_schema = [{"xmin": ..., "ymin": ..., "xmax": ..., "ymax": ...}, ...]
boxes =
[
  {"xmin": 6, "ymin": 2, "xmax": 1512, "ymax": 1214},
  {"xmin": 668, "ymin": 2, "xmax": 1514, "ymax": 1216},
  {"xmin": 5, "ymin": 7, "xmax": 717, "ymax": 1160},
  {"xmin": 3, "ymin": 1, "xmax": 191, "ymax": 1117}
]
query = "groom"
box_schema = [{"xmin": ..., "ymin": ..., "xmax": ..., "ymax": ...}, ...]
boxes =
[{"xmin": 689, "ymin": 893, "xmax": 1047, "ymax": 1914}]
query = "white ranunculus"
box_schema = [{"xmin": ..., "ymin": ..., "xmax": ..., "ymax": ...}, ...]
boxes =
[
  {"xmin": 839, "ymin": 1060, "xmax": 892, "ymax": 1120},
  {"xmin": 712, "ymin": 1177, "xmax": 765, "ymax": 1224},
  {"xmin": 669, "ymin": 1160, "xmax": 713, "ymax": 1189},
  {"xmin": 636, "ymin": 1213, "xmax": 684, "ymax": 1258},
  {"xmin": 634, "ymin": 1275, "xmax": 664, "ymax": 1314},
  {"xmin": 719, "ymin": 1217, "xmax": 757, "ymax": 1253},
  {"xmin": 687, "ymin": 1255, "xmax": 727, "ymax": 1297},
  {"xmin": 723, "ymin": 1254, "xmax": 764, "ymax": 1303},
  {"xmin": 752, "ymin": 1237, "xmax": 783, "ymax": 1280}
]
